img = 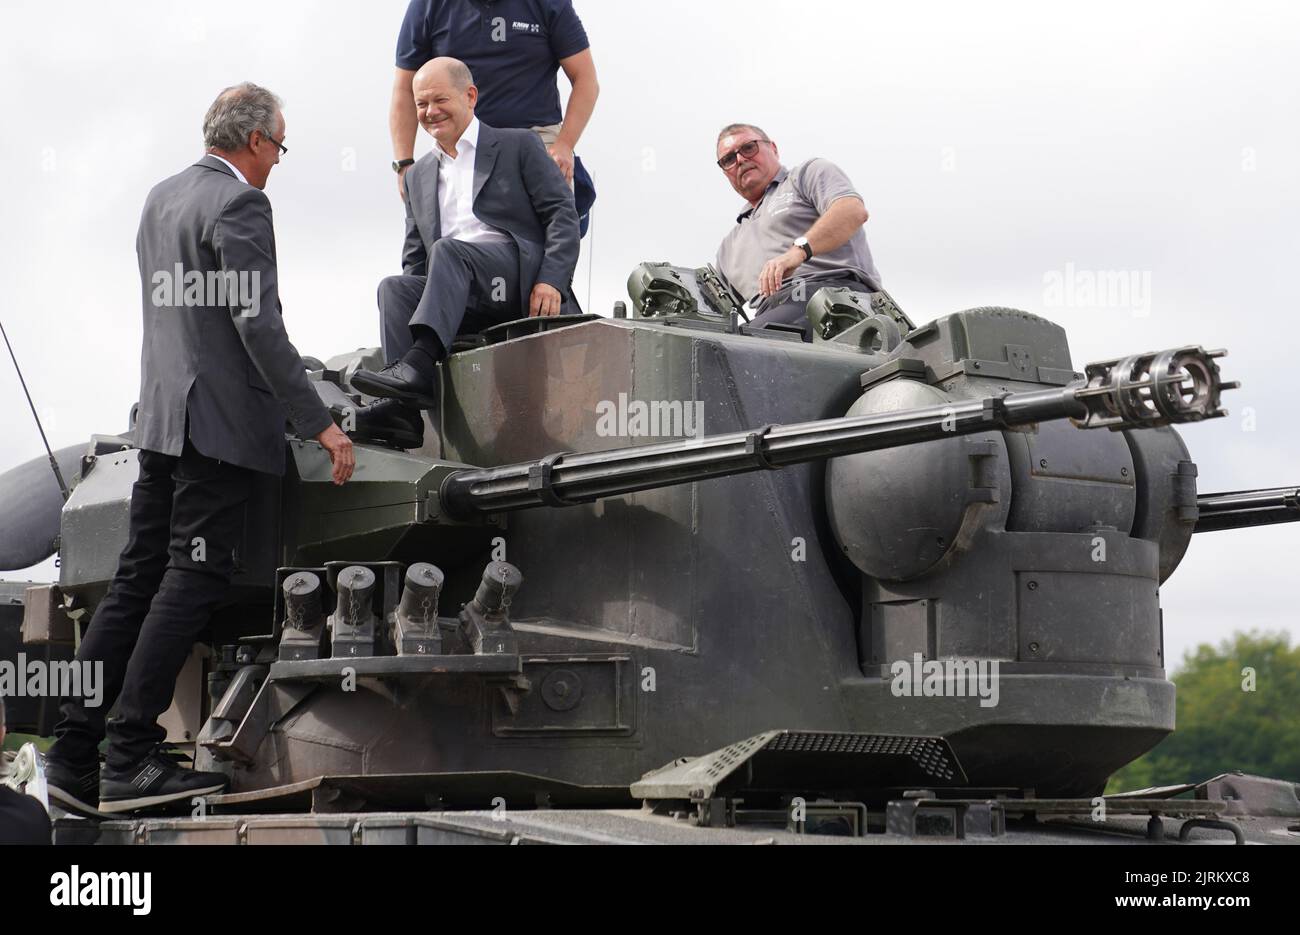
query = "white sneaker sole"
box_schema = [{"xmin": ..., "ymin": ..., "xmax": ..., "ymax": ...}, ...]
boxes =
[
  {"xmin": 99, "ymin": 783, "xmax": 227, "ymax": 814},
  {"xmin": 47, "ymin": 783, "xmax": 110, "ymax": 819}
]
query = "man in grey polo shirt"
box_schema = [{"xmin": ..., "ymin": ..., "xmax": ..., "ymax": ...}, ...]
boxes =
[{"xmin": 714, "ymin": 123, "xmax": 881, "ymax": 336}]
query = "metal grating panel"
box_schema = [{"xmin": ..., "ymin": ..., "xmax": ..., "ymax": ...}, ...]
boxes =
[
  {"xmin": 704, "ymin": 734, "xmax": 770, "ymax": 780},
  {"xmin": 768, "ymin": 731, "xmax": 957, "ymax": 782},
  {"xmin": 632, "ymin": 730, "xmax": 966, "ymax": 801}
]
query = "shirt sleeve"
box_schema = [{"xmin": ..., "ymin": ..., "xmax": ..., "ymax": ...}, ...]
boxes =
[
  {"xmin": 549, "ymin": 1, "xmax": 591, "ymax": 61},
  {"xmin": 794, "ymin": 158, "xmax": 862, "ymax": 216},
  {"xmin": 395, "ymin": 0, "xmax": 433, "ymax": 70}
]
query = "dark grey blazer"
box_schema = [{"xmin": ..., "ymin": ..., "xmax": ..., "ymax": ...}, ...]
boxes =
[
  {"xmin": 134, "ymin": 155, "xmax": 332, "ymax": 476},
  {"xmin": 401, "ymin": 121, "xmax": 580, "ymax": 310}
]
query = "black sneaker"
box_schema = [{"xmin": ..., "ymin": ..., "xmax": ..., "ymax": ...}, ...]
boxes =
[
  {"xmin": 43, "ymin": 755, "xmax": 103, "ymax": 816},
  {"xmin": 99, "ymin": 748, "xmax": 229, "ymax": 814}
]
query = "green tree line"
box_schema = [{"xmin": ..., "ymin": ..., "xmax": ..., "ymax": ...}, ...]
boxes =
[{"xmin": 1107, "ymin": 630, "xmax": 1300, "ymax": 793}]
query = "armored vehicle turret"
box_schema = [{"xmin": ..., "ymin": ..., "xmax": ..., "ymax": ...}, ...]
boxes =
[{"xmin": 5, "ymin": 275, "xmax": 1298, "ymax": 843}]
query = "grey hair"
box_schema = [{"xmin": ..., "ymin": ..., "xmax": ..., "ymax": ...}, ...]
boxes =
[
  {"xmin": 203, "ymin": 82, "xmax": 283, "ymax": 152},
  {"xmin": 717, "ymin": 123, "xmax": 770, "ymax": 144}
]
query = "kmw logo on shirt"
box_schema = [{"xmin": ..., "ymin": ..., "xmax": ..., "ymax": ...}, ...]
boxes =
[{"xmin": 511, "ymin": 20, "xmax": 541, "ymax": 33}]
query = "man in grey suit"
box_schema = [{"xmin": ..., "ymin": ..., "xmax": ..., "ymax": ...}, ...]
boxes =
[
  {"xmin": 352, "ymin": 57, "xmax": 579, "ymax": 408},
  {"xmin": 44, "ymin": 82, "xmax": 355, "ymax": 815}
]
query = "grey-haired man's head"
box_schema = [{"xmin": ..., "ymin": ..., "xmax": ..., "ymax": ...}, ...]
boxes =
[
  {"xmin": 203, "ymin": 82, "xmax": 285, "ymax": 190},
  {"xmin": 716, "ymin": 123, "xmax": 781, "ymax": 205}
]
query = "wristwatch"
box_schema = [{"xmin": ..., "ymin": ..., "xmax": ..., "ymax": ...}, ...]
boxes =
[
  {"xmin": 793, "ymin": 236, "xmax": 813, "ymax": 261},
  {"xmin": 392, "ymin": 158, "xmax": 415, "ymax": 173}
]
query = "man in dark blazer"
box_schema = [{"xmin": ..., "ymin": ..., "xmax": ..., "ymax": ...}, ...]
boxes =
[
  {"xmin": 43, "ymin": 83, "xmax": 355, "ymax": 815},
  {"xmin": 352, "ymin": 57, "xmax": 579, "ymax": 408}
]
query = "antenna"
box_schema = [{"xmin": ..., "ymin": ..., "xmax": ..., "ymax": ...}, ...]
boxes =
[
  {"xmin": 0, "ymin": 319, "xmax": 70, "ymax": 501},
  {"xmin": 585, "ymin": 205, "xmax": 595, "ymax": 312}
]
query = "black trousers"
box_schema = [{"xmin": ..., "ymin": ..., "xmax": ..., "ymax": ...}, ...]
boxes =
[
  {"xmin": 49, "ymin": 438, "xmax": 254, "ymax": 771},
  {"xmin": 378, "ymin": 239, "xmax": 522, "ymax": 364}
]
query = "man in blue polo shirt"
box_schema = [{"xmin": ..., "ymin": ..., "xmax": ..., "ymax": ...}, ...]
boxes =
[{"xmin": 389, "ymin": 0, "xmax": 598, "ymax": 234}]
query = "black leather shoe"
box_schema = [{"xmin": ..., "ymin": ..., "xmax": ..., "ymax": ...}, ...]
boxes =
[
  {"xmin": 350, "ymin": 360, "xmax": 439, "ymax": 409},
  {"xmin": 44, "ymin": 754, "xmax": 102, "ymax": 815},
  {"xmin": 356, "ymin": 399, "xmax": 425, "ymax": 449},
  {"xmin": 99, "ymin": 747, "xmax": 229, "ymax": 814},
  {"xmin": 330, "ymin": 398, "xmax": 425, "ymax": 450}
]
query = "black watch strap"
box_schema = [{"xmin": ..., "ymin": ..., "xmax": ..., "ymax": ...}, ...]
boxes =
[{"xmin": 392, "ymin": 158, "xmax": 415, "ymax": 173}]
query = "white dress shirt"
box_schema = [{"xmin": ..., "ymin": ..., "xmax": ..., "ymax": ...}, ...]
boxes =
[
  {"xmin": 437, "ymin": 117, "xmax": 511, "ymax": 244},
  {"xmin": 208, "ymin": 153, "xmax": 248, "ymax": 185}
]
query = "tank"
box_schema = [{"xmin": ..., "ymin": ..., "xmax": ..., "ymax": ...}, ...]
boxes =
[{"xmin": 5, "ymin": 272, "xmax": 1299, "ymax": 844}]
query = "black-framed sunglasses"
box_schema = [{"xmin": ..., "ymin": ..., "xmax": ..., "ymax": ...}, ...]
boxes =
[{"xmin": 717, "ymin": 139, "xmax": 771, "ymax": 170}]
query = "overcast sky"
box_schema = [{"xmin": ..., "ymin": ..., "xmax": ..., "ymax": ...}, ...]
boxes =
[{"xmin": 0, "ymin": 0, "xmax": 1296, "ymax": 666}]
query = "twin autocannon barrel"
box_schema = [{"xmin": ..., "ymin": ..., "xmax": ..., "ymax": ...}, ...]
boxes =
[
  {"xmin": 440, "ymin": 345, "xmax": 1241, "ymax": 518},
  {"xmin": 1194, "ymin": 486, "xmax": 1300, "ymax": 533}
]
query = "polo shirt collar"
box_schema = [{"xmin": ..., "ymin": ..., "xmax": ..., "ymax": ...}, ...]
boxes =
[{"xmin": 736, "ymin": 165, "xmax": 788, "ymax": 222}]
